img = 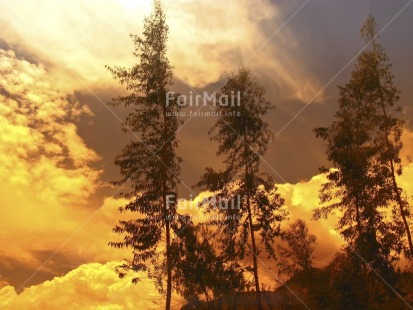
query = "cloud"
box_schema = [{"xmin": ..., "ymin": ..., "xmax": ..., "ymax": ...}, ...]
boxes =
[
  {"xmin": 0, "ymin": 0, "xmax": 322, "ymax": 102},
  {"xmin": 401, "ymin": 128, "xmax": 413, "ymax": 165},
  {"xmin": 0, "ymin": 171, "xmax": 343, "ymax": 308},
  {"xmin": 0, "ymin": 0, "xmax": 150, "ymax": 88},
  {"xmin": 70, "ymin": 197, "xmax": 132, "ymax": 264},
  {"xmin": 175, "ymin": 164, "xmax": 413, "ymax": 274},
  {"xmin": 0, "ymin": 261, "xmax": 181, "ymax": 310},
  {"xmin": 0, "ymin": 50, "xmax": 172, "ymax": 289},
  {"xmin": 0, "ymin": 44, "xmax": 410, "ymax": 297},
  {"xmin": 175, "ymin": 174, "xmax": 343, "ymax": 268},
  {"xmin": 277, "ymin": 174, "xmax": 344, "ymax": 266},
  {"xmin": 0, "ymin": 275, "xmax": 10, "ymax": 289},
  {"xmin": 0, "ymin": 49, "xmax": 103, "ymax": 278},
  {"xmin": 399, "ymin": 163, "xmax": 413, "ymax": 202}
]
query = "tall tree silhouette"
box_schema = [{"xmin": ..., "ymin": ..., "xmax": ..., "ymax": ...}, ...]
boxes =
[
  {"xmin": 359, "ymin": 15, "xmax": 413, "ymax": 259},
  {"xmin": 277, "ymin": 219, "xmax": 316, "ymax": 278},
  {"xmin": 196, "ymin": 67, "xmax": 286, "ymax": 310},
  {"xmin": 313, "ymin": 15, "xmax": 408, "ymax": 271},
  {"xmin": 107, "ymin": 2, "xmax": 181, "ymax": 309},
  {"xmin": 171, "ymin": 219, "xmax": 245, "ymax": 308}
]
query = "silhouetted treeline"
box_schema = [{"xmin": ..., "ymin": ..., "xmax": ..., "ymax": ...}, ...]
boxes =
[
  {"xmin": 184, "ymin": 258, "xmax": 412, "ymax": 309},
  {"xmin": 107, "ymin": 1, "xmax": 413, "ymax": 309}
]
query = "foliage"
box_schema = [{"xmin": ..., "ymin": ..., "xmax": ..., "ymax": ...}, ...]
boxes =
[
  {"xmin": 171, "ymin": 219, "xmax": 246, "ymax": 306},
  {"xmin": 277, "ymin": 219, "xmax": 317, "ymax": 277},
  {"xmin": 359, "ymin": 16, "xmax": 413, "ymax": 259},
  {"xmin": 196, "ymin": 67, "xmax": 287, "ymax": 309},
  {"xmin": 313, "ymin": 15, "xmax": 410, "ymax": 272},
  {"xmin": 275, "ymin": 249, "xmax": 411, "ymax": 310},
  {"xmin": 107, "ymin": 1, "xmax": 181, "ymax": 309}
]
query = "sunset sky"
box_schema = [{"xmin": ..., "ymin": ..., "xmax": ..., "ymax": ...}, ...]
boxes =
[{"xmin": 1, "ymin": 0, "xmax": 413, "ymax": 309}]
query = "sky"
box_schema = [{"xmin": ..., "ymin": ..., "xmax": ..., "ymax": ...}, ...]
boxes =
[{"xmin": 0, "ymin": 0, "xmax": 413, "ymax": 309}]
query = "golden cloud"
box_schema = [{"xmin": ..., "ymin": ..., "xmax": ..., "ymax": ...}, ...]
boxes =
[
  {"xmin": 0, "ymin": 261, "xmax": 183, "ymax": 310},
  {"xmin": 401, "ymin": 128, "xmax": 413, "ymax": 165},
  {"xmin": 0, "ymin": 0, "xmax": 322, "ymax": 102},
  {"xmin": 0, "ymin": 49, "xmax": 102, "ymax": 267},
  {"xmin": 2, "ymin": 158, "xmax": 412, "ymax": 305},
  {"xmin": 0, "ymin": 46, "xmax": 410, "ymax": 302}
]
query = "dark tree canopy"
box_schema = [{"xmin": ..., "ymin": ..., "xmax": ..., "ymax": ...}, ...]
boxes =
[
  {"xmin": 277, "ymin": 219, "xmax": 317, "ymax": 278},
  {"xmin": 171, "ymin": 219, "xmax": 246, "ymax": 307},
  {"xmin": 107, "ymin": 1, "xmax": 181, "ymax": 309},
  {"xmin": 196, "ymin": 67, "xmax": 287, "ymax": 310},
  {"xmin": 313, "ymin": 15, "xmax": 411, "ymax": 272}
]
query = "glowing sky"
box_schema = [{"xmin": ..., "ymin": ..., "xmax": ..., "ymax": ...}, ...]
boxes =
[{"xmin": 0, "ymin": 0, "xmax": 412, "ymax": 309}]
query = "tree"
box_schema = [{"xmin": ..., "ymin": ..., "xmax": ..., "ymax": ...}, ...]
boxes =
[
  {"xmin": 107, "ymin": 2, "xmax": 181, "ymax": 309},
  {"xmin": 171, "ymin": 218, "xmax": 246, "ymax": 309},
  {"xmin": 196, "ymin": 67, "xmax": 287, "ymax": 310},
  {"xmin": 313, "ymin": 16, "xmax": 406, "ymax": 272},
  {"xmin": 359, "ymin": 15, "xmax": 413, "ymax": 259},
  {"xmin": 325, "ymin": 249, "xmax": 407, "ymax": 310},
  {"xmin": 277, "ymin": 219, "xmax": 316, "ymax": 278}
]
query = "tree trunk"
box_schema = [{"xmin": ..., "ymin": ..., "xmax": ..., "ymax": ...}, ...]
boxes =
[
  {"xmin": 242, "ymin": 117, "xmax": 263, "ymax": 310},
  {"xmin": 389, "ymin": 154, "xmax": 413, "ymax": 257},
  {"xmin": 353, "ymin": 105, "xmax": 368, "ymax": 272},
  {"xmin": 354, "ymin": 195, "xmax": 368, "ymax": 273},
  {"xmin": 165, "ymin": 210, "xmax": 172, "ymax": 310},
  {"xmin": 199, "ymin": 276, "xmax": 210, "ymax": 310},
  {"xmin": 245, "ymin": 158, "xmax": 262, "ymax": 310},
  {"xmin": 355, "ymin": 197, "xmax": 362, "ymax": 239},
  {"xmin": 163, "ymin": 174, "xmax": 172, "ymax": 310},
  {"xmin": 162, "ymin": 103, "xmax": 172, "ymax": 310},
  {"xmin": 379, "ymin": 99, "xmax": 413, "ymax": 258}
]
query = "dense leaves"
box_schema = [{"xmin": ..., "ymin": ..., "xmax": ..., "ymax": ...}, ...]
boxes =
[
  {"xmin": 171, "ymin": 219, "xmax": 246, "ymax": 307},
  {"xmin": 106, "ymin": 8, "xmax": 413, "ymax": 309},
  {"xmin": 277, "ymin": 219, "xmax": 317, "ymax": 278},
  {"xmin": 196, "ymin": 67, "xmax": 287, "ymax": 309},
  {"xmin": 313, "ymin": 16, "xmax": 411, "ymax": 273},
  {"xmin": 107, "ymin": 2, "xmax": 181, "ymax": 309}
]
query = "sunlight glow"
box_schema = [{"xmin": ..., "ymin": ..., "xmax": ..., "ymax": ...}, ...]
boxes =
[{"xmin": 117, "ymin": 0, "xmax": 153, "ymax": 12}]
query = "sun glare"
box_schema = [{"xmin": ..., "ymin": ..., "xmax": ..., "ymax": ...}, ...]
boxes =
[{"xmin": 117, "ymin": 0, "xmax": 153, "ymax": 11}]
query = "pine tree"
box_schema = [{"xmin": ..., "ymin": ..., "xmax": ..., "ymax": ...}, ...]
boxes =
[
  {"xmin": 277, "ymin": 219, "xmax": 316, "ymax": 278},
  {"xmin": 171, "ymin": 219, "xmax": 245, "ymax": 308},
  {"xmin": 196, "ymin": 67, "xmax": 287, "ymax": 310},
  {"xmin": 359, "ymin": 15, "xmax": 413, "ymax": 259},
  {"xmin": 313, "ymin": 15, "xmax": 410, "ymax": 271},
  {"xmin": 107, "ymin": 2, "xmax": 181, "ymax": 309}
]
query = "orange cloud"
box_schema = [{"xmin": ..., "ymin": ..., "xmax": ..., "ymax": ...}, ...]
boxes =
[
  {"xmin": 0, "ymin": 261, "xmax": 183, "ymax": 310},
  {"xmin": 399, "ymin": 163, "xmax": 413, "ymax": 202},
  {"xmin": 0, "ymin": 0, "xmax": 322, "ymax": 102},
  {"xmin": 401, "ymin": 128, "xmax": 413, "ymax": 165},
  {"xmin": 277, "ymin": 174, "xmax": 344, "ymax": 266},
  {"xmin": 0, "ymin": 48, "xmax": 411, "ymax": 304},
  {"xmin": 0, "ymin": 49, "xmax": 102, "ymax": 268}
]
